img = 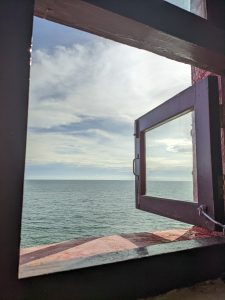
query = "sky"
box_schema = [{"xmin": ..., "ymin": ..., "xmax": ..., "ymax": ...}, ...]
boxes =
[
  {"xmin": 146, "ymin": 112, "xmax": 193, "ymax": 182},
  {"xmin": 25, "ymin": 16, "xmax": 192, "ymax": 180}
]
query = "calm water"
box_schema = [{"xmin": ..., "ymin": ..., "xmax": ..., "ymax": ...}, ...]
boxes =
[{"xmin": 21, "ymin": 180, "xmax": 192, "ymax": 247}]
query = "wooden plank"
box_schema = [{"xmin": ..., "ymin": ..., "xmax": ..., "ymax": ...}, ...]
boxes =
[{"xmin": 34, "ymin": 0, "xmax": 225, "ymax": 75}]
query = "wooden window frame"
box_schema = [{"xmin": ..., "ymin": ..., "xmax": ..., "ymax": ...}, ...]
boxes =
[
  {"xmin": 35, "ymin": 0, "xmax": 225, "ymax": 75},
  {"xmin": 1, "ymin": 1, "xmax": 225, "ymax": 299},
  {"xmin": 134, "ymin": 76, "xmax": 224, "ymax": 230}
]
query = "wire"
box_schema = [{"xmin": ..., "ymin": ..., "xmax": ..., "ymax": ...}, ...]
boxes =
[{"xmin": 198, "ymin": 205, "xmax": 225, "ymax": 235}]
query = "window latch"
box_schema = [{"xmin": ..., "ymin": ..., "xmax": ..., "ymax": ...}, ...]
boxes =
[{"xmin": 198, "ymin": 205, "xmax": 225, "ymax": 235}]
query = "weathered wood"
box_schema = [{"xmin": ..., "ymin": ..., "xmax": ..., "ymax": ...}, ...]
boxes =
[{"xmin": 34, "ymin": 0, "xmax": 225, "ymax": 75}]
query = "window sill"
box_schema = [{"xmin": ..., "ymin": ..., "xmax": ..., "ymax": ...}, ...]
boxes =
[{"xmin": 19, "ymin": 227, "xmax": 224, "ymax": 279}]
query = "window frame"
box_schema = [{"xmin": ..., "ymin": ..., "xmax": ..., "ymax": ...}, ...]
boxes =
[
  {"xmin": 1, "ymin": 1, "xmax": 225, "ymax": 299},
  {"xmin": 134, "ymin": 76, "xmax": 224, "ymax": 230}
]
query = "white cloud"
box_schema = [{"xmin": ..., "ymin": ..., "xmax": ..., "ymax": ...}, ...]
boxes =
[
  {"xmin": 26, "ymin": 130, "xmax": 133, "ymax": 169},
  {"xmin": 26, "ymin": 32, "xmax": 191, "ymax": 177},
  {"xmin": 154, "ymin": 138, "xmax": 192, "ymax": 153},
  {"xmin": 29, "ymin": 39, "xmax": 191, "ymax": 128}
]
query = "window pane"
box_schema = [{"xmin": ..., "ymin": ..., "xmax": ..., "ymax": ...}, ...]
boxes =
[
  {"xmin": 164, "ymin": 0, "xmax": 190, "ymax": 11},
  {"xmin": 164, "ymin": 0, "xmax": 207, "ymax": 19},
  {"xmin": 145, "ymin": 111, "xmax": 195, "ymax": 202}
]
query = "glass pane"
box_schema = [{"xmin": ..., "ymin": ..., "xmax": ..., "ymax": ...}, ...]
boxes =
[
  {"xmin": 145, "ymin": 111, "xmax": 195, "ymax": 201},
  {"xmin": 164, "ymin": 0, "xmax": 207, "ymax": 18},
  {"xmin": 164, "ymin": 0, "xmax": 190, "ymax": 11}
]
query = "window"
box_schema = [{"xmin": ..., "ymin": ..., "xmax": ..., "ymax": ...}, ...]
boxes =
[
  {"xmin": 20, "ymin": 17, "xmax": 192, "ymax": 250},
  {"xmin": 134, "ymin": 76, "xmax": 224, "ymax": 230},
  {"xmin": 1, "ymin": 1, "xmax": 225, "ymax": 299}
]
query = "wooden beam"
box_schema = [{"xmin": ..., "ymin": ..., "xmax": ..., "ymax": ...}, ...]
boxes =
[{"xmin": 34, "ymin": 0, "xmax": 225, "ymax": 75}]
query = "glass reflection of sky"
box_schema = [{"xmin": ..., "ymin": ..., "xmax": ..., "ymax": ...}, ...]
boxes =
[{"xmin": 145, "ymin": 112, "xmax": 194, "ymax": 201}]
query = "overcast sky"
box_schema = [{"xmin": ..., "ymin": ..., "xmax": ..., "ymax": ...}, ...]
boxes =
[{"xmin": 25, "ymin": 16, "xmax": 192, "ymax": 180}]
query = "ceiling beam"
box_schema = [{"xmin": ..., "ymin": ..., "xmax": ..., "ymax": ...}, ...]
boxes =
[{"xmin": 34, "ymin": 0, "xmax": 225, "ymax": 75}]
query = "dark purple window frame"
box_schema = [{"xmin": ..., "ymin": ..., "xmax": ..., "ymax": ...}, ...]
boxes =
[{"xmin": 134, "ymin": 76, "xmax": 224, "ymax": 230}]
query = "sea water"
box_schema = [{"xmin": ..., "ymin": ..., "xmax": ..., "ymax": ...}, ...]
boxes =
[{"xmin": 21, "ymin": 180, "xmax": 192, "ymax": 247}]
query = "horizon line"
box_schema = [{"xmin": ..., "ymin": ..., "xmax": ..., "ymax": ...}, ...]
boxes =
[{"xmin": 24, "ymin": 178, "xmax": 193, "ymax": 182}]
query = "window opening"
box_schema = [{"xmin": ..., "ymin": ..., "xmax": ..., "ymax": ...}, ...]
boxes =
[
  {"xmin": 0, "ymin": 1, "xmax": 224, "ymax": 297},
  {"xmin": 19, "ymin": 16, "xmax": 194, "ymax": 278}
]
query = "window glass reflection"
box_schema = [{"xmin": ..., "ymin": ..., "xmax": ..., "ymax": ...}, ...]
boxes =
[
  {"xmin": 164, "ymin": 0, "xmax": 207, "ymax": 19},
  {"xmin": 145, "ymin": 111, "xmax": 195, "ymax": 202},
  {"xmin": 165, "ymin": 0, "xmax": 190, "ymax": 11}
]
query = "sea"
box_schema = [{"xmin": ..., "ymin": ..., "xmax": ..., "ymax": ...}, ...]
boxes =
[{"xmin": 20, "ymin": 180, "xmax": 192, "ymax": 247}]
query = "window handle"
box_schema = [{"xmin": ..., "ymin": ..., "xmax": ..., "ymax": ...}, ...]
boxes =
[{"xmin": 133, "ymin": 157, "xmax": 139, "ymax": 177}]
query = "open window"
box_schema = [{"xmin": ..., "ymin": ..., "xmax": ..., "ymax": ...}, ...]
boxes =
[
  {"xmin": 134, "ymin": 76, "xmax": 224, "ymax": 230},
  {"xmin": 1, "ymin": 0, "xmax": 225, "ymax": 299}
]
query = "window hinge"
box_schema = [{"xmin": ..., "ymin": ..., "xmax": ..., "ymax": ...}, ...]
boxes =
[{"xmin": 198, "ymin": 205, "xmax": 225, "ymax": 235}]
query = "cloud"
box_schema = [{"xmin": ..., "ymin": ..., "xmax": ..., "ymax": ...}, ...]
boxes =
[
  {"xmin": 26, "ymin": 28, "xmax": 191, "ymax": 179},
  {"xmin": 29, "ymin": 39, "xmax": 191, "ymax": 128},
  {"xmin": 167, "ymin": 144, "xmax": 192, "ymax": 153},
  {"xmin": 154, "ymin": 138, "xmax": 192, "ymax": 153},
  {"xmin": 26, "ymin": 130, "xmax": 133, "ymax": 169}
]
